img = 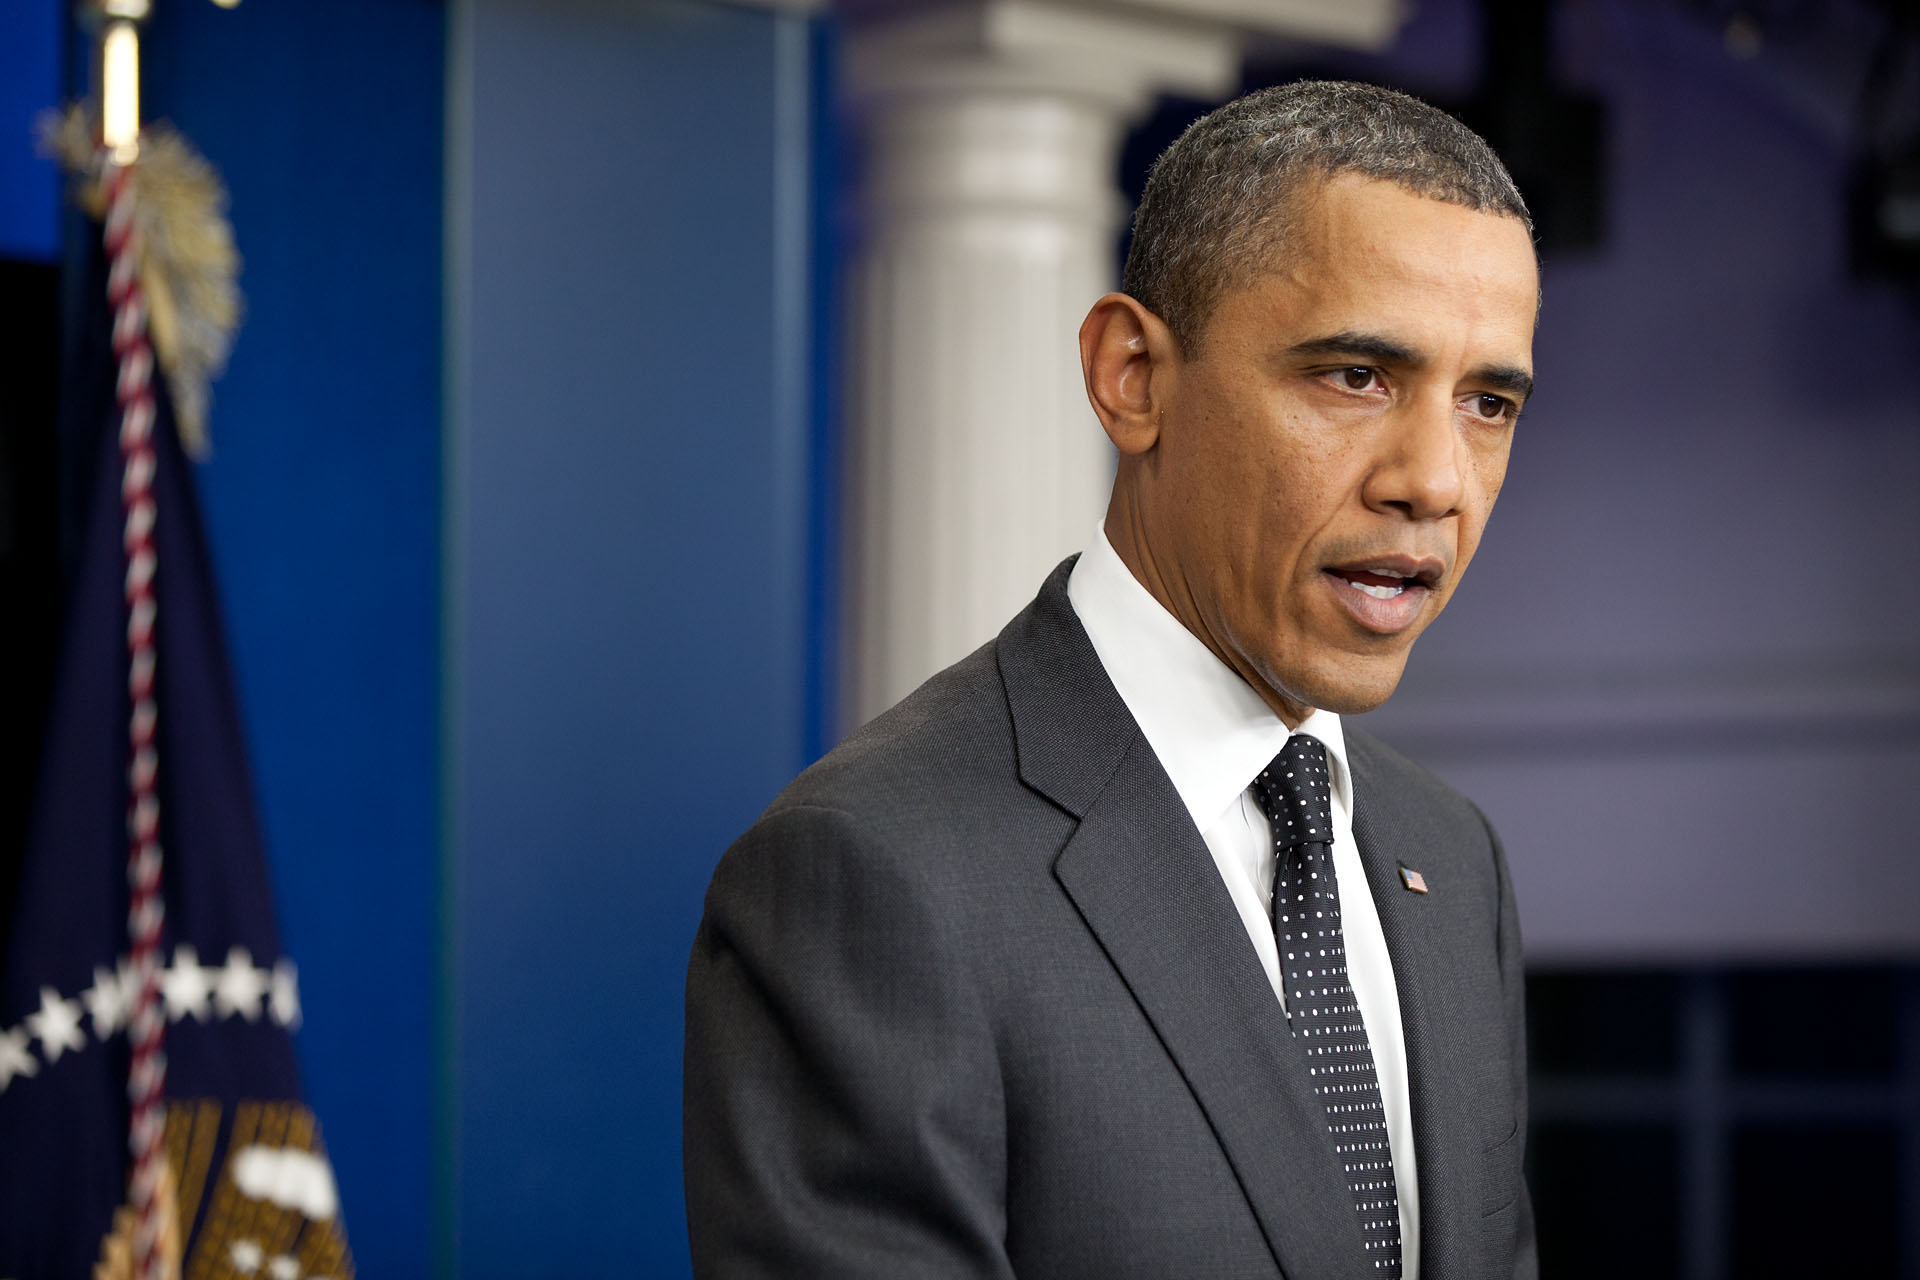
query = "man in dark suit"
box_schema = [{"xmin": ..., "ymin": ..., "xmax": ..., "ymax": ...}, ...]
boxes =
[{"xmin": 686, "ymin": 81, "xmax": 1540, "ymax": 1279}]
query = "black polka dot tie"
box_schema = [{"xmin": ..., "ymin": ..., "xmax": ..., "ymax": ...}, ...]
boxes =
[{"xmin": 1252, "ymin": 735, "xmax": 1402, "ymax": 1278}]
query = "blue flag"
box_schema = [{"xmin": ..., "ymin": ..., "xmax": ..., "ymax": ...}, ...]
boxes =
[{"xmin": 0, "ymin": 223, "xmax": 353, "ymax": 1278}]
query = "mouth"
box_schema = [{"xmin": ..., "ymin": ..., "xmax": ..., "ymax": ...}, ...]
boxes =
[{"xmin": 1321, "ymin": 557, "xmax": 1444, "ymax": 634}]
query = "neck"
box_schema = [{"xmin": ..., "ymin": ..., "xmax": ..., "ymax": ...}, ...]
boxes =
[{"xmin": 1100, "ymin": 486, "xmax": 1313, "ymax": 729}]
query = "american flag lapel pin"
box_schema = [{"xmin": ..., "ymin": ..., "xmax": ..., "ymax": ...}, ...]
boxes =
[{"xmin": 1398, "ymin": 865, "xmax": 1429, "ymax": 894}]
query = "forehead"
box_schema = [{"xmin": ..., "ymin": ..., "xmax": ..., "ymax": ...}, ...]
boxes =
[{"xmin": 1209, "ymin": 175, "xmax": 1539, "ymax": 357}]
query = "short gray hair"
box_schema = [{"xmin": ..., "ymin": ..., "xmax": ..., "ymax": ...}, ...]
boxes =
[{"xmin": 1121, "ymin": 80, "xmax": 1532, "ymax": 353}]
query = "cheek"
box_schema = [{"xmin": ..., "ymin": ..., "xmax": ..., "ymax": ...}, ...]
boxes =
[
  {"xmin": 1175, "ymin": 386, "xmax": 1342, "ymax": 577},
  {"xmin": 1228, "ymin": 500, "xmax": 1328, "ymax": 634},
  {"xmin": 1470, "ymin": 438, "xmax": 1511, "ymax": 513},
  {"xmin": 1452, "ymin": 471, "xmax": 1507, "ymax": 577}
]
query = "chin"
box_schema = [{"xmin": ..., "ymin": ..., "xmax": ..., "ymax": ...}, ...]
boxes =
[{"xmin": 1280, "ymin": 656, "xmax": 1412, "ymax": 718}]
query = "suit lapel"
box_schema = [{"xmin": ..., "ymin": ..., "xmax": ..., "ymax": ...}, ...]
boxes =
[
  {"xmin": 998, "ymin": 564, "xmax": 1372, "ymax": 1280},
  {"xmin": 1348, "ymin": 733, "xmax": 1483, "ymax": 1280}
]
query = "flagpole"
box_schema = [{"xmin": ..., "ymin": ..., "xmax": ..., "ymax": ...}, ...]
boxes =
[
  {"xmin": 81, "ymin": 4, "xmax": 171, "ymax": 1276},
  {"xmin": 109, "ymin": 161, "xmax": 170, "ymax": 1280}
]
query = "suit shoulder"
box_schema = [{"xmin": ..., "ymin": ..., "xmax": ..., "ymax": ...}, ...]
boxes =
[
  {"xmin": 1344, "ymin": 725, "xmax": 1496, "ymax": 842},
  {"xmin": 776, "ymin": 642, "xmax": 1017, "ymax": 815},
  {"xmin": 706, "ymin": 639, "xmax": 1071, "ymax": 946},
  {"xmin": 732, "ymin": 642, "xmax": 1067, "ymax": 882}
]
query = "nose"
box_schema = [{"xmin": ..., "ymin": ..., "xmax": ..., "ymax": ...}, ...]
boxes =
[{"xmin": 1361, "ymin": 396, "xmax": 1465, "ymax": 521}]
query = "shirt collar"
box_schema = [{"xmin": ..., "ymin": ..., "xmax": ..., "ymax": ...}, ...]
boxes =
[{"xmin": 1066, "ymin": 527, "xmax": 1351, "ymax": 835}]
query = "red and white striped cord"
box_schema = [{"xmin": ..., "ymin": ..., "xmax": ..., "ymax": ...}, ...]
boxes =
[{"xmin": 106, "ymin": 158, "xmax": 169, "ymax": 1280}]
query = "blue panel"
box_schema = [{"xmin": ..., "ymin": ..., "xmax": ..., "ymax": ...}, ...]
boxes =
[
  {"xmin": 450, "ymin": 1, "xmax": 813, "ymax": 1271},
  {"xmin": 139, "ymin": 3, "xmax": 444, "ymax": 1273},
  {"xmin": 0, "ymin": 0, "xmax": 62, "ymax": 261}
]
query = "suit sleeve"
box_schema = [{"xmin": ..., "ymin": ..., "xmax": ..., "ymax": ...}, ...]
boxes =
[
  {"xmin": 1489, "ymin": 815, "xmax": 1538, "ymax": 1280},
  {"xmin": 684, "ymin": 803, "xmax": 1014, "ymax": 1279}
]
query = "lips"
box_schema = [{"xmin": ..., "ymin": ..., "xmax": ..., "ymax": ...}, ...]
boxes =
[{"xmin": 1322, "ymin": 557, "xmax": 1443, "ymax": 634}]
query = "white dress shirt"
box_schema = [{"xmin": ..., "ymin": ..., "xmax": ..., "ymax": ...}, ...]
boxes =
[{"xmin": 1067, "ymin": 528, "xmax": 1420, "ymax": 1274}]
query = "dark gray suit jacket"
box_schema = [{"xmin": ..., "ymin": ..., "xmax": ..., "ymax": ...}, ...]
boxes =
[{"xmin": 686, "ymin": 560, "xmax": 1535, "ymax": 1279}]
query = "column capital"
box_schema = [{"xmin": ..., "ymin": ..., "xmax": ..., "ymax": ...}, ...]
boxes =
[
  {"xmin": 845, "ymin": 1, "xmax": 1231, "ymax": 117},
  {"xmin": 840, "ymin": 0, "xmax": 1406, "ymax": 117}
]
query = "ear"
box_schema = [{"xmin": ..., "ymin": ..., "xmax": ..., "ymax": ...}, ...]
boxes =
[{"xmin": 1078, "ymin": 292, "xmax": 1180, "ymax": 456}]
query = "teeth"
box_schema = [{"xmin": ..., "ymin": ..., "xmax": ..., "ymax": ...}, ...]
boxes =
[{"xmin": 1352, "ymin": 580, "xmax": 1404, "ymax": 600}]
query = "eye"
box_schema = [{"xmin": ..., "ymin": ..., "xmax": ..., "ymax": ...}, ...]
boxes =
[
  {"xmin": 1325, "ymin": 366, "xmax": 1383, "ymax": 392},
  {"xmin": 1467, "ymin": 393, "xmax": 1517, "ymax": 423}
]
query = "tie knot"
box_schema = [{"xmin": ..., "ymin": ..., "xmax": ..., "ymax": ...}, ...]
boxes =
[{"xmin": 1251, "ymin": 734, "xmax": 1334, "ymax": 848}]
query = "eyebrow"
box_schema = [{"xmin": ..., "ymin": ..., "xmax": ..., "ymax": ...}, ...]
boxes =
[
  {"xmin": 1474, "ymin": 364, "xmax": 1535, "ymax": 402},
  {"xmin": 1285, "ymin": 331, "xmax": 1418, "ymax": 366},
  {"xmin": 1285, "ymin": 330, "xmax": 1535, "ymax": 403}
]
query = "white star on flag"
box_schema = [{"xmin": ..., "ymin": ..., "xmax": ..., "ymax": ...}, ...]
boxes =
[
  {"xmin": 117, "ymin": 955, "xmax": 141, "ymax": 1019},
  {"xmin": 269, "ymin": 959, "xmax": 301, "ymax": 1030},
  {"xmin": 214, "ymin": 946, "xmax": 269, "ymax": 1021},
  {"xmin": 229, "ymin": 1238, "xmax": 264, "ymax": 1274},
  {"xmin": 162, "ymin": 944, "xmax": 213, "ymax": 1022},
  {"xmin": 26, "ymin": 987, "xmax": 87, "ymax": 1063},
  {"xmin": 83, "ymin": 965, "xmax": 128, "ymax": 1040},
  {"xmin": 0, "ymin": 1025, "xmax": 37, "ymax": 1091}
]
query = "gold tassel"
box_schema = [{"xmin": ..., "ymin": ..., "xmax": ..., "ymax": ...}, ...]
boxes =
[{"xmin": 42, "ymin": 103, "xmax": 243, "ymax": 458}]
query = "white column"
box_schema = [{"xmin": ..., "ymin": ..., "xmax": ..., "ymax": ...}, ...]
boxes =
[
  {"xmin": 840, "ymin": 3, "xmax": 1224, "ymax": 726},
  {"xmin": 838, "ymin": 0, "xmax": 1402, "ymax": 728}
]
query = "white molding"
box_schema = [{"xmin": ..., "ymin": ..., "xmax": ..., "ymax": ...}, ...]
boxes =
[
  {"xmin": 722, "ymin": 0, "xmax": 1407, "ymax": 50},
  {"xmin": 1101, "ymin": 0, "xmax": 1404, "ymax": 50},
  {"xmin": 839, "ymin": 0, "xmax": 1405, "ymax": 53},
  {"xmin": 1360, "ymin": 658, "xmax": 1920, "ymax": 759},
  {"xmin": 845, "ymin": 1, "xmax": 1240, "ymax": 113},
  {"xmin": 1365, "ymin": 657, "xmax": 1920, "ymax": 962}
]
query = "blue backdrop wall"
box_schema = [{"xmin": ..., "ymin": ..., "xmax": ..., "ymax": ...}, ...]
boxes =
[
  {"xmin": 445, "ymin": 1, "xmax": 819, "ymax": 1273},
  {"xmin": 0, "ymin": 0, "xmax": 62, "ymax": 263},
  {"xmin": 139, "ymin": 1, "xmax": 447, "ymax": 1273}
]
